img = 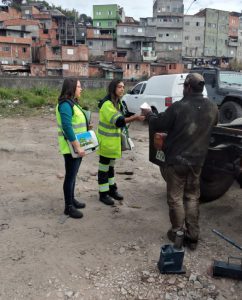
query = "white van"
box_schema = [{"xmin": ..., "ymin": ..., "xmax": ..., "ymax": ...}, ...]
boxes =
[{"xmin": 122, "ymin": 73, "xmax": 207, "ymax": 115}]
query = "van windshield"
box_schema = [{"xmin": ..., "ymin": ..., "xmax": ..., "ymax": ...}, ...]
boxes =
[{"xmin": 219, "ymin": 72, "xmax": 242, "ymax": 86}]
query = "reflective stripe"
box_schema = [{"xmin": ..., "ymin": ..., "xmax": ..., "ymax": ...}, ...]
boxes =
[
  {"xmin": 108, "ymin": 177, "xmax": 115, "ymax": 185},
  {"xmin": 98, "ymin": 129, "xmax": 120, "ymax": 138},
  {"xmin": 99, "ymin": 183, "xmax": 109, "ymax": 192},
  {"xmin": 99, "ymin": 121, "xmax": 116, "ymax": 130},
  {"xmin": 109, "ymin": 160, "xmax": 115, "ymax": 167},
  {"xmin": 110, "ymin": 112, "xmax": 122, "ymax": 124},
  {"xmin": 72, "ymin": 123, "xmax": 86, "ymax": 129},
  {"xmin": 58, "ymin": 123, "xmax": 86, "ymax": 130},
  {"xmin": 99, "ymin": 163, "xmax": 109, "ymax": 172}
]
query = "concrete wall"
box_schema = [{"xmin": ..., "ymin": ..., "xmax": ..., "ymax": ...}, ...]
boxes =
[
  {"xmin": 183, "ymin": 15, "xmax": 205, "ymax": 57},
  {"xmin": 0, "ymin": 76, "xmax": 136, "ymax": 90}
]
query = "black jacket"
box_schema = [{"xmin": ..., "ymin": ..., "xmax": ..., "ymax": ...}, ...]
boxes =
[{"xmin": 147, "ymin": 92, "xmax": 218, "ymax": 166}]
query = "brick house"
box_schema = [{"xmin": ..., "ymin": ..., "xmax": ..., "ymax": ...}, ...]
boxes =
[{"xmin": 33, "ymin": 44, "xmax": 89, "ymax": 77}]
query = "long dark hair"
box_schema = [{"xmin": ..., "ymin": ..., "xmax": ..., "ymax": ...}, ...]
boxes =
[
  {"xmin": 107, "ymin": 79, "xmax": 123, "ymax": 101},
  {"xmin": 58, "ymin": 78, "xmax": 78, "ymax": 103}
]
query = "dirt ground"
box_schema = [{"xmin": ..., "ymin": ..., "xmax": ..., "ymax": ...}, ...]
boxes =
[{"xmin": 0, "ymin": 112, "xmax": 242, "ymax": 300}]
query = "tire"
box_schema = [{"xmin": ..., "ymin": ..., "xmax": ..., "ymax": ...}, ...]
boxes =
[
  {"xmin": 200, "ymin": 169, "xmax": 234, "ymax": 202},
  {"xmin": 200, "ymin": 148, "xmax": 235, "ymax": 202},
  {"xmin": 219, "ymin": 101, "xmax": 242, "ymax": 123},
  {"xmin": 122, "ymin": 101, "xmax": 133, "ymax": 117},
  {"xmin": 159, "ymin": 149, "xmax": 235, "ymax": 202}
]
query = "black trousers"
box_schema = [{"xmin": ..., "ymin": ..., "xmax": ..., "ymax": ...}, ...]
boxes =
[
  {"xmin": 98, "ymin": 155, "xmax": 116, "ymax": 194},
  {"xmin": 63, "ymin": 154, "xmax": 82, "ymax": 206}
]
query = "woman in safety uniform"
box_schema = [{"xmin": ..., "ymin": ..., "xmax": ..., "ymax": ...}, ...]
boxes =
[
  {"xmin": 97, "ymin": 79, "xmax": 145, "ymax": 205},
  {"xmin": 56, "ymin": 78, "xmax": 88, "ymax": 219}
]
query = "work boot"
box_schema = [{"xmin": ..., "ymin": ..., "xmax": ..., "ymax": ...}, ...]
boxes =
[
  {"xmin": 167, "ymin": 229, "xmax": 176, "ymax": 243},
  {"xmin": 184, "ymin": 234, "xmax": 198, "ymax": 251},
  {"xmin": 64, "ymin": 205, "xmax": 83, "ymax": 219},
  {"xmin": 73, "ymin": 198, "xmax": 86, "ymax": 209},
  {"xmin": 99, "ymin": 193, "xmax": 114, "ymax": 206},
  {"xmin": 109, "ymin": 185, "xmax": 124, "ymax": 200}
]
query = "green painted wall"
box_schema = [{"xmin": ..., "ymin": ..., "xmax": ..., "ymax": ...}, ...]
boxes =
[{"xmin": 93, "ymin": 4, "xmax": 121, "ymax": 29}]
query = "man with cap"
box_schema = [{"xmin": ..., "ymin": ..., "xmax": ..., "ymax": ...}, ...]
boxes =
[{"xmin": 142, "ymin": 73, "xmax": 218, "ymax": 250}]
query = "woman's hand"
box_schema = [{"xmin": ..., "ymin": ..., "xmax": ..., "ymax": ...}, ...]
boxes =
[
  {"xmin": 135, "ymin": 115, "xmax": 146, "ymax": 122},
  {"xmin": 88, "ymin": 123, "xmax": 94, "ymax": 130},
  {"xmin": 72, "ymin": 140, "xmax": 86, "ymax": 157}
]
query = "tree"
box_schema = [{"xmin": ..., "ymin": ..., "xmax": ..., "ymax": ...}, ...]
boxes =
[{"xmin": 2, "ymin": 0, "xmax": 23, "ymax": 9}]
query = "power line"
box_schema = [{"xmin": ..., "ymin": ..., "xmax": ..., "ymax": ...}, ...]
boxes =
[{"xmin": 185, "ymin": 0, "xmax": 197, "ymax": 15}]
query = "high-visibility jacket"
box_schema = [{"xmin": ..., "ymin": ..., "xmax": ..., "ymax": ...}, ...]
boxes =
[
  {"xmin": 56, "ymin": 101, "xmax": 87, "ymax": 155},
  {"xmin": 97, "ymin": 99, "xmax": 123, "ymax": 158}
]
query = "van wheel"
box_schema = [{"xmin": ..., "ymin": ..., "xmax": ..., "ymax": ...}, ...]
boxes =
[
  {"xmin": 122, "ymin": 101, "xmax": 133, "ymax": 117},
  {"xmin": 151, "ymin": 106, "xmax": 158, "ymax": 115},
  {"xmin": 219, "ymin": 101, "xmax": 242, "ymax": 123}
]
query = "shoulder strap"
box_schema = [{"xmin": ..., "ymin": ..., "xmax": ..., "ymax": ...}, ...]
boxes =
[
  {"xmin": 58, "ymin": 99, "xmax": 75, "ymax": 115},
  {"xmin": 98, "ymin": 95, "xmax": 110, "ymax": 109}
]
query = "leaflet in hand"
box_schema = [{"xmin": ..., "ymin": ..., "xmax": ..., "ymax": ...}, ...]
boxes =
[
  {"xmin": 68, "ymin": 130, "xmax": 99, "ymax": 158},
  {"xmin": 140, "ymin": 102, "xmax": 151, "ymax": 110}
]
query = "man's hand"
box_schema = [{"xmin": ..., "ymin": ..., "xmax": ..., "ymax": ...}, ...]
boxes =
[{"xmin": 141, "ymin": 108, "xmax": 152, "ymax": 116}]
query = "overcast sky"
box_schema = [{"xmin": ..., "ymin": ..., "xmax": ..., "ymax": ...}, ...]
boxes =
[{"xmin": 46, "ymin": 0, "xmax": 242, "ymax": 19}]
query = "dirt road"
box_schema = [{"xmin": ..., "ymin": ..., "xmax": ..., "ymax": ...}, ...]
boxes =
[{"xmin": 0, "ymin": 113, "xmax": 242, "ymax": 300}]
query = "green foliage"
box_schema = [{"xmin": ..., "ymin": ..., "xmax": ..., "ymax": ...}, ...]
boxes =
[
  {"xmin": 80, "ymin": 88, "xmax": 106, "ymax": 111},
  {"xmin": 0, "ymin": 86, "xmax": 105, "ymax": 116}
]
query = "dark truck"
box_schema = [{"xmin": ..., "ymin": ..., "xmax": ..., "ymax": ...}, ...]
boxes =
[
  {"xmin": 190, "ymin": 67, "xmax": 242, "ymax": 123},
  {"xmin": 149, "ymin": 119, "xmax": 242, "ymax": 202}
]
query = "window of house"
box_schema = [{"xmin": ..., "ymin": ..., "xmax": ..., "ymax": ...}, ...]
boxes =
[
  {"xmin": 159, "ymin": 33, "xmax": 163, "ymax": 38},
  {"xmin": 43, "ymin": 29, "xmax": 48, "ymax": 34},
  {"xmin": 196, "ymin": 22, "xmax": 200, "ymax": 26},
  {"xmin": 67, "ymin": 48, "xmax": 74, "ymax": 55},
  {"xmin": 3, "ymin": 46, "xmax": 10, "ymax": 51},
  {"xmin": 63, "ymin": 64, "xmax": 69, "ymax": 70},
  {"xmin": 125, "ymin": 40, "xmax": 130, "ymax": 44},
  {"xmin": 32, "ymin": 37, "xmax": 37, "ymax": 42},
  {"xmin": 108, "ymin": 21, "xmax": 113, "ymax": 27},
  {"xmin": 173, "ymin": 34, "xmax": 178, "ymax": 39},
  {"xmin": 138, "ymin": 28, "xmax": 143, "ymax": 33},
  {"xmin": 94, "ymin": 29, "xmax": 100, "ymax": 34},
  {"xmin": 185, "ymin": 36, "xmax": 189, "ymax": 40},
  {"xmin": 127, "ymin": 64, "xmax": 130, "ymax": 70},
  {"xmin": 101, "ymin": 41, "xmax": 106, "ymax": 46},
  {"xmin": 88, "ymin": 41, "xmax": 93, "ymax": 48},
  {"xmin": 195, "ymin": 36, "xmax": 200, "ymax": 41},
  {"xmin": 96, "ymin": 11, "xmax": 101, "ymax": 16},
  {"xmin": 96, "ymin": 22, "xmax": 101, "ymax": 27},
  {"xmin": 22, "ymin": 47, "xmax": 27, "ymax": 53},
  {"xmin": 108, "ymin": 11, "xmax": 112, "ymax": 15},
  {"xmin": 53, "ymin": 47, "xmax": 61, "ymax": 55},
  {"xmin": 24, "ymin": 10, "xmax": 30, "ymax": 14},
  {"xmin": 166, "ymin": 33, "xmax": 169, "ymax": 37},
  {"xmin": 185, "ymin": 21, "xmax": 190, "ymax": 26},
  {"xmin": 135, "ymin": 64, "xmax": 140, "ymax": 70},
  {"xmin": 124, "ymin": 27, "xmax": 128, "ymax": 33}
]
